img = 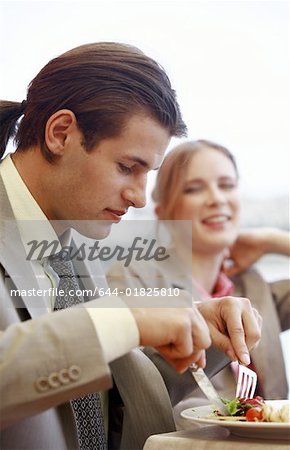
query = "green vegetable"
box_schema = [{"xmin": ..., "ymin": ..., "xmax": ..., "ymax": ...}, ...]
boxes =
[
  {"xmin": 223, "ymin": 398, "xmax": 245, "ymax": 416},
  {"xmin": 222, "ymin": 397, "xmax": 263, "ymax": 416}
]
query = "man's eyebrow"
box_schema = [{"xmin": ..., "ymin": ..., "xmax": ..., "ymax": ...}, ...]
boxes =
[{"xmin": 127, "ymin": 156, "xmax": 159, "ymax": 171}]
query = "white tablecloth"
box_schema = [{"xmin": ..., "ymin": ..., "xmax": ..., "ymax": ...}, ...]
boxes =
[{"xmin": 143, "ymin": 425, "xmax": 289, "ymax": 450}]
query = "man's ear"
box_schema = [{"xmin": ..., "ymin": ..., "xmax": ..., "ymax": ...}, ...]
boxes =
[{"xmin": 45, "ymin": 110, "xmax": 77, "ymax": 155}]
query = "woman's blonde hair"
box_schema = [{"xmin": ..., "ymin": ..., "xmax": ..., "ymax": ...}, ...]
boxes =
[{"xmin": 152, "ymin": 139, "xmax": 238, "ymax": 220}]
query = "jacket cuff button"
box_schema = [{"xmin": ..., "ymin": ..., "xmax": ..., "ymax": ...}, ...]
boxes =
[
  {"xmin": 35, "ymin": 376, "xmax": 49, "ymax": 392},
  {"xmin": 48, "ymin": 372, "xmax": 61, "ymax": 388},
  {"xmin": 68, "ymin": 365, "xmax": 81, "ymax": 381},
  {"xmin": 59, "ymin": 368, "xmax": 70, "ymax": 384}
]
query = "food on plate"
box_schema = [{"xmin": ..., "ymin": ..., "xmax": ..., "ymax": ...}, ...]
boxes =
[
  {"xmin": 262, "ymin": 403, "xmax": 290, "ymax": 423},
  {"xmin": 211, "ymin": 396, "xmax": 290, "ymax": 423},
  {"xmin": 222, "ymin": 396, "xmax": 265, "ymax": 417}
]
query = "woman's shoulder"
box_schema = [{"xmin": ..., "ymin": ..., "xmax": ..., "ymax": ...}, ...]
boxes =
[{"xmin": 232, "ymin": 267, "xmax": 289, "ymax": 299}]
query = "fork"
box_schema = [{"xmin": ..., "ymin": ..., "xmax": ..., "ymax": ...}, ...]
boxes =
[{"xmin": 235, "ymin": 364, "xmax": 257, "ymax": 399}]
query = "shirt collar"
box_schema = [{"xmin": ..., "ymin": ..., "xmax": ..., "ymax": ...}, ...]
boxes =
[
  {"xmin": 212, "ymin": 272, "xmax": 234, "ymax": 297},
  {"xmin": 192, "ymin": 272, "xmax": 234, "ymax": 300},
  {"xmin": 0, "ymin": 154, "xmax": 61, "ymax": 260}
]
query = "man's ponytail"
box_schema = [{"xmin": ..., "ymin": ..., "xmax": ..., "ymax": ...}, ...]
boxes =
[{"xmin": 0, "ymin": 100, "xmax": 26, "ymax": 159}]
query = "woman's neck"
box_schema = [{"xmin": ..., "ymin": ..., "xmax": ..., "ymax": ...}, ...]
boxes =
[
  {"xmin": 190, "ymin": 253, "xmax": 224, "ymax": 294},
  {"xmin": 172, "ymin": 240, "xmax": 224, "ymax": 295},
  {"xmin": 173, "ymin": 240, "xmax": 224, "ymax": 295}
]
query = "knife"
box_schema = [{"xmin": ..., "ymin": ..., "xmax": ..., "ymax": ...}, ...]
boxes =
[{"xmin": 189, "ymin": 363, "xmax": 227, "ymax": 415}]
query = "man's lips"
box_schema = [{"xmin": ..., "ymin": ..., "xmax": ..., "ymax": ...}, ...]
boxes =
[
  {"xmin": 106, "ymin": 209, "xmax": 127, "ymax": 216},
  {"xmin": 104, "ymin": 208, "xmax": 128, "ymax": 221}
]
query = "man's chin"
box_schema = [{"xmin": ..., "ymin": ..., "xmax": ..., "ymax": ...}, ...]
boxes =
[{"xmin": 71, "ymin": 220, "xmax": 113, "ymax": 240}]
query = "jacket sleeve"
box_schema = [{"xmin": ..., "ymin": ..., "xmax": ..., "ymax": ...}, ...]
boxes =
[
  {"xmin": 269, "ymin": 279, "xmax": 290, "ymax": 332},
  {"xmin": 107, "ymin": 260, "xmax": 162, "ymax": 290},
  {"xmin": 0, "ymin": 303, "xmax": 112, "ymax": 428}
]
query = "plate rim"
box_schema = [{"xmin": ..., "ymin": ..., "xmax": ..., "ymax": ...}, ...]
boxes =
[{"xmin": 181, "ymin": 399, "xmax": 290, "ymax": 430}]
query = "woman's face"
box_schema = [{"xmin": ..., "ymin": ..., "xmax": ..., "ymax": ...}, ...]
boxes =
[{"xmin": 172, "ymin": 147, "xmax": 240, "ymax": 255}]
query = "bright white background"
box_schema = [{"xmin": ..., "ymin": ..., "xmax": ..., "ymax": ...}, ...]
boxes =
[
  {"xmin": 0, "ymin": 0, "xmax": 289, "ymax": 391},
  {"xmin": 0, "ymin": 0, "xmax": 289, "ymax": 200}
]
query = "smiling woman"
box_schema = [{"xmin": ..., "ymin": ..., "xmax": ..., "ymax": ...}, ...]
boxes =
[{"xmin": 153, "ymin": 140, "xmax": 240, "ymax": 261}]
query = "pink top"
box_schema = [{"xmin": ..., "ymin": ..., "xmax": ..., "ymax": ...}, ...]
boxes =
[{"xmin": 192, "ymin": 272, "xmax": 234, "ymax": 300}]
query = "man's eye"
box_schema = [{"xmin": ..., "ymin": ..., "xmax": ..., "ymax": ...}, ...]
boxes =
[{"xmin": 118, "ymin": 163, "xmax": 132, "ymax": 174}]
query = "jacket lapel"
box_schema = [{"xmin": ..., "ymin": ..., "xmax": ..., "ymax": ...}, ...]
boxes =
[{"xmin": 0, "ymin": 175, "xmax": 48, "ymax": 318}]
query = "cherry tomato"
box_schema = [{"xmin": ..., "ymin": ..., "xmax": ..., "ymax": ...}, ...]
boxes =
[{"xmin": 245, "ymin": 407, "xmax": 263, "ymax": 422}]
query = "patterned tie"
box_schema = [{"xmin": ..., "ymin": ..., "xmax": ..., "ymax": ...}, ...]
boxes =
[{"xmin": 49, "ymin": 249, "xmax": 107, "ymax": 450}]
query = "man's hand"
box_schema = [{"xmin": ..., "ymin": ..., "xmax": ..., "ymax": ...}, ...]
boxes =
[
  {"xmin": 197, "ymin": 297, "xmax": 262, "ymax": 365},
  {"xmin": 131, "ymin": 306, "xmax": 211, "ymax": 373}
]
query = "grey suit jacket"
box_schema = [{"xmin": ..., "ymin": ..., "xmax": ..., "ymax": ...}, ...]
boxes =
[
  {"xmin": 0, "ymin": 173, "xmax": 230, "ymax": 450},
  {"xmin": 0, "ymin": 173, "xmax": 112, "ymax": 448}
]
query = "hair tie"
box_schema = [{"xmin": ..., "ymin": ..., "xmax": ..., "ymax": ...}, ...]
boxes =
[{"xmin": 20, "ymin": 100, "xmax": 27, "ymax": 113}]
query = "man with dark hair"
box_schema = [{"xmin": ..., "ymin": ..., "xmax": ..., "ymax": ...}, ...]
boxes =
[{"xmin": 0, "ymin": 42, "xmax": 261, "ymax": 449}]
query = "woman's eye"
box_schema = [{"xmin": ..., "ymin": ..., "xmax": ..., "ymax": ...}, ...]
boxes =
[
  {"xmin": 184, "ymin": 186, "xmax": 202, "ymax": 194},
  {"xmin": 219, "ymin": 182, "xmax": 236, "ymax": 190},
  {"xmin": 118, "ymin": 163, "xmax": 132, "ymax": 174}
]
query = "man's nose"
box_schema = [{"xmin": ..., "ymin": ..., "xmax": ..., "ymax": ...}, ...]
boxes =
[{"xmin": 122, "ymin": 180, "xmax": 147, "ymax": 209}]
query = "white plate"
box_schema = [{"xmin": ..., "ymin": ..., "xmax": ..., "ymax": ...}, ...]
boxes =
[{"xmin": 181, "ymin": 400, "xmax": 290, "ymax": 440}]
